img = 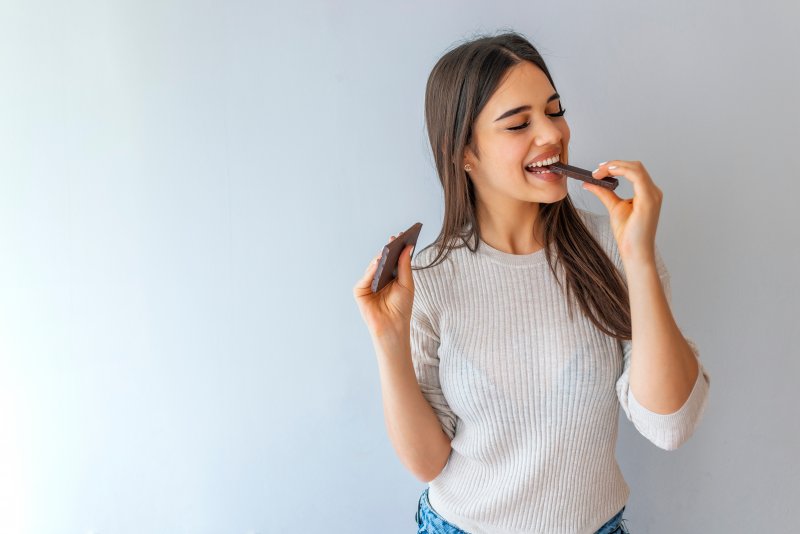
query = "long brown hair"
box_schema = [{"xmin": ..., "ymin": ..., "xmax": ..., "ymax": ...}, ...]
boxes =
[{"xmin": 413, "ymin": 30, "xmax": 631, "ymax": 341}]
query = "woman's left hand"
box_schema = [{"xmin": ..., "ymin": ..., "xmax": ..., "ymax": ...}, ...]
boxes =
[{"xmin": 582, "ymin": 160, "xmax": 662, "ymax": 264}]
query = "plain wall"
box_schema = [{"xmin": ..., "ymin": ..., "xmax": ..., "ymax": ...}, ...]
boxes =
[{"xmin": 1, "ymin": 1, "xmax": 798, "ymax": 532}]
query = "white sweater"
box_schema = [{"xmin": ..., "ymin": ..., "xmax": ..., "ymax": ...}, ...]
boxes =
[{"xmin": 409, "ymin": 208, "xmax": 710, "ymax": 534}]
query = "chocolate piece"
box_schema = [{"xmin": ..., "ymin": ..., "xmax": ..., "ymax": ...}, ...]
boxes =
[
  {"xmin": 371, "ymin": 222, "xmax": 423, "ymax": 293},
  {"xmin": 547, "ymin": 162, "xmax": 619, "ymax": 191}
]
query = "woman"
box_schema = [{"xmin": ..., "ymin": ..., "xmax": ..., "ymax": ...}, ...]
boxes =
[{"xmin": 353, "ymin": 31, "xmax": 710, "ymax": 534}]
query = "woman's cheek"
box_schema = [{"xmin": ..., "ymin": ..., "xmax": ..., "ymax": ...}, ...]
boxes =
[{"xmin": 560, "ymin": 122, "xmax": 571, "ymax": 145}]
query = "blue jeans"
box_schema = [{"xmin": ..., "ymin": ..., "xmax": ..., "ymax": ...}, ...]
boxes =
[{"xmin": 414, "ymin": 487, "xmax": 631, "ymax": 533}]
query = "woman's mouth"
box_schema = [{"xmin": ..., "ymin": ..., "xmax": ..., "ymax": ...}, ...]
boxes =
[
  {"xmin": 525, "ymin": 153, "xmax": 561, "ymax": 172},
  {"xmin": 524, "ymin": 152, "xmax": 564, "ymax": 182},
  {"xmin": 524, "ymin": 164, "xmax": 562, "ymax": 182},
  {"xmin": 526, "ymin": 166, "xmax": 553, "ymax": 174}
]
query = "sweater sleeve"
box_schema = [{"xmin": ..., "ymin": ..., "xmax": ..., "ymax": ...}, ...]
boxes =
[
  {"xmin": 409, "ymin": 273, "xmax": 458, "ymax": 441},
  {"xmin": 615, "ymin": 243, "xmax": 711, "ymax": 451}
]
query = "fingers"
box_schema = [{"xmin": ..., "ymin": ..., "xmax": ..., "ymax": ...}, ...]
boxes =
[
  {"xmin": 353, "ymin": 253, "xmax": 381, "ymax": 294},
  {"xmin": 395, "ymin": 243, "xmax": 415, "ymax": 291},
  {"xmin": 592, "ymin": 160, "xmax": 645, "ymax": 180},
  {"xmin": 590, "ymin": 159, "xmax": 661, "ymax": 206}
]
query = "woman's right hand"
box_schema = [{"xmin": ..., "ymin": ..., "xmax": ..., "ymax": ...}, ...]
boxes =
[{"xmin": 352, "ymin": 231, "xmax": 416, "ymax": 341}]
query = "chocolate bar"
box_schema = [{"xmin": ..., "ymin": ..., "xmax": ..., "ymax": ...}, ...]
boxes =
[{"xmin": 548, "ymin": 162, "xmax": 619, "ymax": 191}]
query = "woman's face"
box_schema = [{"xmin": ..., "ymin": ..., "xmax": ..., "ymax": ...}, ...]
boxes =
[{"xmin": 463, "ymin": 61, "xmax": 571, "ymax": 204}]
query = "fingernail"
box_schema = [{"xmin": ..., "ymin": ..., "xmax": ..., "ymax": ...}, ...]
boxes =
[
  {"xmin": 592, "ymin": 168, "xmax": 599, "ymax": 174},
  {"xmin": 608, "ymin": 165, "xmax": 618, "ymax": 170},
  {"xmin": 599, "ymin": 161, "xmax": 608, "ymax": 166}
]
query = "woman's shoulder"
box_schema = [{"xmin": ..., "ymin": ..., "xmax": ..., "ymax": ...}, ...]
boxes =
[
  {"xmin": 410, "ymin": 240, "xmax": 461, "ymax": 291},
  {"xmin": 575, "ymin": 207, "xmax": 612, "ymax": 243},
  {"xmin": 575, "ymin": 207, "xmax": 609, "ymax": 232},
  {"xmin": 411, "ymin": 241, "xmax": 454, "ymax": 274},
  {"xmin": 409, "ymin": 242, "xmax": 457, "ymax": 316},
  {"xmin": 574, "ymin": 207, "xmax": 619, "ymax": 263}
]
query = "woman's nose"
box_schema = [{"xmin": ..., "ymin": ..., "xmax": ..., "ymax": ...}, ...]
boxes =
[{"xmin": 533, "ymin": 121, "xmax": 562, "ymax": 146}]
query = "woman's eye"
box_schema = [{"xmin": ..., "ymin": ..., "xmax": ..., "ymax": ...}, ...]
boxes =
[{"xmin": 507, "ymin": 108, "xmax": 567, "ymax": 131}]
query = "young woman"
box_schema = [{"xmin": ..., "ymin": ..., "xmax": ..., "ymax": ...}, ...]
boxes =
[{"xmin": 353, "ymin": 31, "xmax": 710, "ymax": 534}]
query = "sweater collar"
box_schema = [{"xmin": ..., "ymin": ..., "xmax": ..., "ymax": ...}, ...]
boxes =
[{"xmin": 475, "ymin": 236, "xmax": 550, "ymax": 267}]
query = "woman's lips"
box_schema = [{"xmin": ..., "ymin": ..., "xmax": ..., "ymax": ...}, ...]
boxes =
[
  {"xmin": 525, "ymin": 166, "xmax": 562, "ymax": 182},
  {"xmin": 525, "ymin": 165, "xmax": 553, "ymax": 173}
]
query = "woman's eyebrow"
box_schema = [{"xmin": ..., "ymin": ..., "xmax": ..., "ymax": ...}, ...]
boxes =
[{"xmin": 493, "ymin": 92, "xmax": 560, "ymax": 122}]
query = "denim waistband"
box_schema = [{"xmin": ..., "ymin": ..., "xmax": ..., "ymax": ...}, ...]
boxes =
[{"xmin": 415, "ymin": 487, "xmax": 628, "ymax": 534}]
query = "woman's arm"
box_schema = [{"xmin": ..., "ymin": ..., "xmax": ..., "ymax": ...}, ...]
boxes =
[
  {"xmin": 372, "ymin": 331, "xmax": 453, "ymax": 482},
  {"xmin": 624, "ymin": 258, "xmax": 699, "ymax": 414},
  {"xmin": 584, "ymin": 160, "xmax": 710, "ymax": 436}
]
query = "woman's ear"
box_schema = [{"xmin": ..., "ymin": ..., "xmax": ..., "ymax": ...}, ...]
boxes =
[{"xmin": 463, "ymin": 143, "xmax": 477, "ymax": 169}]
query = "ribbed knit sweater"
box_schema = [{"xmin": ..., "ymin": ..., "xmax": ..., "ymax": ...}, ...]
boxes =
[{"xmin": 409, "ymin": 208, "xmax": 711, "ymax": 534}]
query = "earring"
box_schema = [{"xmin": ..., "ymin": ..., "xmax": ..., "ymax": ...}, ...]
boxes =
[{"xmin": 464, "ymin": 164, "xmax": 472, "ymax": 171}]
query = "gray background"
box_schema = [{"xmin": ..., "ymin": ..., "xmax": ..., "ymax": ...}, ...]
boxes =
[{"xmin": 1, "ymin": 0, "xmax": 797, "ymax": 532}]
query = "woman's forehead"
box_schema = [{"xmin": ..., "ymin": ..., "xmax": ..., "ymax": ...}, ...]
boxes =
[
  {"xmin": 491, "ymin": 63, "xmax": 556, "ymax": 106},
  {"xmin": 479, "ymin": 64, "xmax": 558, "ymax": 124}
]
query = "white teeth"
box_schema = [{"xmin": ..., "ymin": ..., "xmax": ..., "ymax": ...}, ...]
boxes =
[{"xmin": 526, "ymin": 155, "xmax": 560, "ymax": 169}]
